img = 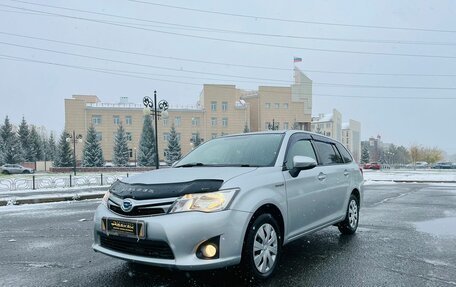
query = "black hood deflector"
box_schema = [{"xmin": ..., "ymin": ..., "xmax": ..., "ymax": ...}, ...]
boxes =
[{"xmin": 109, "ymin": 179, "xmax": 224, "ymax": 200}]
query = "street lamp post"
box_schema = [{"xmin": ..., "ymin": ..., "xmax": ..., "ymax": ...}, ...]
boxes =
[
  {"xmin": 66, "ymin": 130, "xmax": 83, "ymax": 176},
  {"xmin": 143, "ymin": 90, "xmax": 169, "ymax": 169},
  {"xmin": 134, "ymin": 147, "xmax": 137, "ymax": 167},
  {"xmin": 268, "ymin": 119, "xmax": 279, "ymax": 130}
]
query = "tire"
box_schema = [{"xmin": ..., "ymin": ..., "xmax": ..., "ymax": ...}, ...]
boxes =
[
  {"xmin": 241, "ymin": 213, "xmax": 282, "ymax": 280},
  {"xmin": 338, "ymin": 194, "xmax": 359, "ymax": 235},
  {"xmin": 22, "ymin": 170, "xmax": 30, "ymax": 174},
  {"xmin": 2, "ymin": 170, "xmax": 9, "ymax": 175}
]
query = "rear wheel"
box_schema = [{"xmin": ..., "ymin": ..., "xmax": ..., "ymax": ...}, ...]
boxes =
[
  {"xmin": 242, "ymin": 213, "xmax": 282, "ymax": 280},
  {"xmin": 22, "ymin": 170, "xmax": 30, "ymax": 174},
  {"xmin": 2, "ymin": 170, "xmax": 9, "ymax": 174},
  {"xmin": 338, "ymin": 194, "xmax": 359, "ymax": 235}
]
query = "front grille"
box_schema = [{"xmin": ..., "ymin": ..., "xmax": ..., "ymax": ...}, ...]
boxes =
[
  {"xmin": 107, "ymin": 197, "xmax": 175, "ymax": 217},
  {"xmin": 99, "ymin": 233, "xmax": 174, "ymax": 259},
  {"xmin": 109, "ymin": 204, "xmax": 165, "ymax": 216}
]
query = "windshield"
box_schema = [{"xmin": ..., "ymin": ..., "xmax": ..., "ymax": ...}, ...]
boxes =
[{"xmin": 175, "ymin": 133, "xmax": 284, "ymax": 167}]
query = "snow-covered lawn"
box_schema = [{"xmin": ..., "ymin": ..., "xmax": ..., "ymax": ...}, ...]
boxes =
[{"xmin": 363, "ymin": 169, "xmax": 456, "ymax": 183}]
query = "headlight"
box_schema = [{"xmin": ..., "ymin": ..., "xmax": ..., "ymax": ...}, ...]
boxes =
[
  {"xmin": 169, "ymin": 189, "xmax": 239, "ymax": 213},
  {"xmin": 101, "ymin": 191, "xmax": 110, "ymax": 206}
]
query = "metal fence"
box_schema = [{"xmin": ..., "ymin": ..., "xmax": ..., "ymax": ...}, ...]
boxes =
[{"xmin": 0, "ymin": 173, "xmax": 133, "ymax": 192}]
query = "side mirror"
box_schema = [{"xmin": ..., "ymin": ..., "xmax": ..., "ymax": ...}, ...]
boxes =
[{"xmin": 289, "ymin": 156, "xmax": 317, "ymax": 177}]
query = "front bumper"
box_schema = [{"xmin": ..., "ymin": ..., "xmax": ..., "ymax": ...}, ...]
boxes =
[{"xmin": 92, "ymin": 204, "xmax": 251, "ymax": 270}]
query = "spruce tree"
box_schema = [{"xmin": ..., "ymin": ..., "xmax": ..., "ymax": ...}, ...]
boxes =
[
  {"xmin": 361, "ymin": 145, "xmax": 370, "ymax": 164},
  {"xmin": 45, "ymin": 132, "xmax": 57, "ymax": 162},
  {"xmin": 243, "ymin": 122, "xmax": 250, "ymax": 133},
  {"xmin": 82, "ymin": 125, "xmax": 104, "ymax": 167},
  {"xmin": 1, "ymin": 116, "xmax": 24, "ymax": 164},
  {"xmin": 18, "ymin": 117, "xmax": 32, "ymax": 161},
  {"xmin": 0, "ymin": 134, "xmax": 4, "ymax": 165},
  {"xmin": 112, "ymin": 123, "xmax": 130, "ymax": 167},
  {"xmin": 29, "ymin": 126, "xmax": 43, "ymax": 161},
  {"xmin": 193, "ymin": 131, "xmax": 202, "ymax": 148},
  {"xmin": 138, "ymin": 115, "xmax": 156, "ymax": 167},
  {"xmin": 166, "ymin": 124, "xmax": 181, "ymax": 165},
  {"xmin": 55, "ymin": 131, "xmax": 73, "ymax": 167}
]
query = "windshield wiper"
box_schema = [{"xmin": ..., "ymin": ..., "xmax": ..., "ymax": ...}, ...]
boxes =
[{"xmin": 176, "ymin": 162, "xmax": 205, "ymax": 168}]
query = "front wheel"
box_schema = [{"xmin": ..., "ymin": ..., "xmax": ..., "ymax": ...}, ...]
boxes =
[
  {"xmin": 338, "ymin": 194, "xmax": 359, "ymax": 235},
  {"xmin": 241, "ymin": 213, "xmax": 282, "ymax": 280}
]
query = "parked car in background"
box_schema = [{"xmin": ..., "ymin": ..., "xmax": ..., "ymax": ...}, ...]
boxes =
[
  {"xmin": 432, "ymin": 162, "xmax": 454, "ymax": 169},
  {"xmin": 363, "ymin": 162, "xmax": 381, "ymax": 170},
  {"xmin": 415, "ymin": 161, "xmax": 429, "ymax": 168},
  {"xmin": 0, "ymin": 164, "xmax": 34, "ymax": 174},
  {"xmin": 93, "ymin": 131, "xmax": 364, "ymax": 280}
]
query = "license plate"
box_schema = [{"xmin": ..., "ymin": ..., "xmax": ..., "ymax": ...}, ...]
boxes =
[{"xmin": 103, "ymin": 218, "xmax": 146, "ymax": 238}]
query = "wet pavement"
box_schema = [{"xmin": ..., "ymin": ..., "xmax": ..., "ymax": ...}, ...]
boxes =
[{"xmin": 1, "ymin": 183, "xmax": 456, "ymax": 286}]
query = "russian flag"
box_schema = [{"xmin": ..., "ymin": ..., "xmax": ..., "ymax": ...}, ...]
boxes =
[{"xmin": 293, "ymin": 57, "xmax": 302, "ymax": 63}]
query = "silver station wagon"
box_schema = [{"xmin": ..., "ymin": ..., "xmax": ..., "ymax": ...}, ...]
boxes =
[{"xmin": 93, "ymin": 131, "xmax": 363, "ymax": 279}]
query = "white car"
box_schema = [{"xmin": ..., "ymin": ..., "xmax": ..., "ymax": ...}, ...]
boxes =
[{"xmin": 0, "ymin": 164, "xmax": 34, "ymax": 174}]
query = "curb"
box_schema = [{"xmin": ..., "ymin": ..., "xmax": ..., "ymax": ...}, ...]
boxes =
[
  {"xmin": 369, "ymin": 180, "xmax": 456, "ymax": 184},
  {"xmin": 0, "ymin": 192, "xmax": 105, "ymax": 207}
]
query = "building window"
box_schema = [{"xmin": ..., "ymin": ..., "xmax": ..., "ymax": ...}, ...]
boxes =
[
  {"xmin": 125, "ymin": 116, "xmax": 132, "ymax": 125},
  {"xmin": 222, "ymin": 101, "xmax": 228, "ymax": 112},
  {"xmin": 126, "ymin": 132, "xmax": 132, "ymax": 141},
  {"xmin": 129, "ymin": 149, "xmax": 133, "ymax": 158},
  {"xmin": 211, "ymin": 101, "xmax": 217, "ymax": 112},
  {"xmin": 265, "ymin": 103, "xmax": 270, "ymax": 109},
  {"xmin": 283, "ymin": 122, "xmax": 289, "ymax": 129},
  {"xmin": 163, "ymin": 118, "xmax": 168, "ymax": 126},
  {"xmin": 222, "ymin": 117, "xmax": 228, "ymax": 127},
  {"xmin": 92, "ymin": 115, "xmax": 102, "ymax": 125},
  {"xmin": 211, "ymin": 133, "xmax": 217, "ymax": 139},
  {"xmin": 192, "ymin": 117, "xmax": 200, "ymax": 126},
  {"xmin": 283, "ymin": 103, "xmax": 289, "ymax": 109},
  {"xmin": 95, "ymin": 132, "xmax": 102, "ymax": 141},
  {"xmin": 113, "ymin": 115, "xmax": 120, "ymax": 125},
  {"xmin": 274, "ymin": 103, "xmax": 280, "ymax": 109},
  {"xmin": 211, "ymin": 117, "xmax": 217, "ymax": 127},
  {"xmin": 174, "ymin": 116, "xmax": 181, "ymax": 127},
  {"xmin": 163, "ymin": 133, "xmax": 169, "ymax": 141}
]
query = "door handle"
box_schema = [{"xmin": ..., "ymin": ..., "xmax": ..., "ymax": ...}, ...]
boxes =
[
  {"xmin": 317, "ymin": 172, "xmax": 326, "ymax": 181},
  {"xmin": 344, "ymin": 170, "xmax": 350, "ymax": 176}
]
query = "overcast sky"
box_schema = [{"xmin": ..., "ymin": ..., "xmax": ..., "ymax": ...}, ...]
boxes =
[{"xmin": 1, "ymin": 0, "xmax": 455, "ymax": 155}]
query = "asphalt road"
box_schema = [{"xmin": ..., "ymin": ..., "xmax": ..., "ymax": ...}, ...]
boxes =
[{"xmin": 1, "ymin": 183, "xmax": 456, "ymax": 287}]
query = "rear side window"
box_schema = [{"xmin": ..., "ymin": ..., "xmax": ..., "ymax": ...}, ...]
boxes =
[
  {"xmin": 335, "ymin": 143, "xmax": 353, "ymax": 163},
  {"xmin": 285, "ymin": 140, "xmax": 317, "ymax": 170},
  {"xmin": 314, "ymin": 141, "xmax": 343, "ymax": 165}
]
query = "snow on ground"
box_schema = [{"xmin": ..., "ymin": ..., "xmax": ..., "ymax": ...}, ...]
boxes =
[{"xmin": 363, "ymin": 169, "xmax": 456, "ymax": 183}]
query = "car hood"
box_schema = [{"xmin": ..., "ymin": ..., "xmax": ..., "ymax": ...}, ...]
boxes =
[{"xmin": 111, "ymin": 167, "xmax": 257, "ymax": 200}]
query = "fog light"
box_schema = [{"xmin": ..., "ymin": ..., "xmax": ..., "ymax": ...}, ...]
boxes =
[
  {"xmin": 196, "ymin": 236, "xmax": 220, "ymax": 260},
  {"xmin": 202, "ymin": 243, "xmax": 217, "ymax": 258}
]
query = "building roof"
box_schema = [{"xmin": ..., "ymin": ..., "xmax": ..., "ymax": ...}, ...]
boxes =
[{"xmin": 312, "ymin": 113, "xmax": 333, "ymax": 123}]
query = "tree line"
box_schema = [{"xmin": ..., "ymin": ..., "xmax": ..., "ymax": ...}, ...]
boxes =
[
  {"xmin": 0, "ymin": 115, "xmax": 183, "ymax": 168},
  {"xmin": 361, "ymin": 142, "xmax": 444, "ymax": 166}
]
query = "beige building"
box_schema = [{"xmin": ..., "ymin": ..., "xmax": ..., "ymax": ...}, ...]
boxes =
[
  {"xmin": 342, "ymin": 120, "xmax": 361, "ymax": 162},
  {"xmin": 64, "ymin": 68, "xmax": 313, "ymax": 163},
  {"xmin": 310, "ymin": 109, "xmax": 361, "ymax": 162},
  {"xmin": 311, "ymin": 109, "xmax": 342, "ymax": 141}
]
